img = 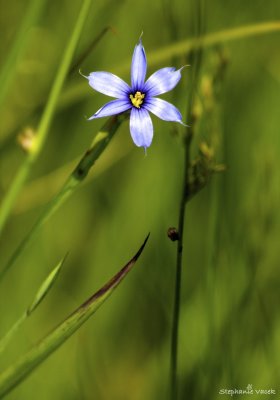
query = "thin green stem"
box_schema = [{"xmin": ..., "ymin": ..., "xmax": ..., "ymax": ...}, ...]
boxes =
[
  {"xmin": 0, "ymin": 0, "xmax": 92, "ymax": 235},
  {"xmin": 0, "ymin": 116, "xmax": 124, "ymax": 282},
  {"xmin": 0, "ymin": 313, "xmax": 26, "ymax": 355},
  {"xmin": 147, "ymin": 20, "xmax": 280, "ymax": 67},
  {"xmin": 0, "ymin": 0, "xmax": 47, "ymax": 109},
  {"xmin": 69, "ymin": 26, "xmax": 111, "ymax": 75}
]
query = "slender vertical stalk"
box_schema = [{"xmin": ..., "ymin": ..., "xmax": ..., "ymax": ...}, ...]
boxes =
[
  {"xmin": 170, "ymin": 3, "xmax": 204, "ymax": 398},
  {"xmin": 170, "ymin": 130, "xmax": 192, "ymax": 400},
  {"xmin": 0, "ymin": 0, "xmax": 92, "ymax": 235}
]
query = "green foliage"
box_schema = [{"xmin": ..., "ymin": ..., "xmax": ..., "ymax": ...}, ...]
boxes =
[
  {"xmin": 0, "ymin": 257, "xmax": 64, "ymax": 355},
  {"xmin": 0, "ymin": 0, "xmax": 280, "ymax": 399},
  {"xmin": 0, "ymin": 0, "xmax": 92, "ymax": 233},
  {"xmin": 0, "ymin": 236, "xmax": 148, "ymax": 398}
]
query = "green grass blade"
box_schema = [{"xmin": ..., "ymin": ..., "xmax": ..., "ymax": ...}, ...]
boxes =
[
  {"xmin": 0, "ymin": 234, "xmax": 149, "ymax": 398},
  {"xmin": 0, "ymin": 314, "xmax": 26, "ymax": 356},
  {"xmin": 0, "ymin": 115, "xmax": 124, "ymax": 282},
  {"xmin": 15, "ymin": 137, "xmax": 131, "ymax": 214},
  {"xmin": 27, "ymin": 256, "xmax": 65, "ymax": 315},
  {"xmin": 0, "ymin": 257, "xmax": 65, "ymax": 354},
  {"xmin": 0, "ymin": 0, "xmax": 92, "ymax": 235},
  {"xmin": 0, "ymin": 0, "xmax": 47, "ymax": 109},
  {"xmin": 146, "ymin": 20, "xmax": 280, "ymax": 66},
  {"xmin": 69, "ymin": 26, "xmax": 112, "ymax": 75}
]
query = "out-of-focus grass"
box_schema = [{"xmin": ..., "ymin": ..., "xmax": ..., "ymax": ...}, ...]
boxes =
[
  {"xmin": 0, "ymin": 236, "xmax": 148, "ymax": 398},
  {"xmin": 1, "ymin": 0, "xmax": 280, "ymax": 399}
]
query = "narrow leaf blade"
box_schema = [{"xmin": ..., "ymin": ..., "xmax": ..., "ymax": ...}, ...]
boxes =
[
  {"xmin": 0, "ymin": 257, "xmax": 66, "ymax": 355},
  {"xmin": 27, "ymin": 256, "xmax": 65, "ymax": 315},
  {"xmin": 0, "ymin": 234, "xmax": 149, "ymax": 398}
]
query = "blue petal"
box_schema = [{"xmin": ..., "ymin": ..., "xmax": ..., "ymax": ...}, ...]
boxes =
[
  {"xmin": 130, "ymin": 108, "xmax": 153, "ymax": 148},
  {"xmin": 88, "ymin": 99, "xmax": 131, "ymax": 120},
  {"xmin": 144, "ymin": 98, "xmax": 183, "ymax": 123},
  {"xmin": 131, "ymin": 39, "xmax": 147, "ymax": 91},
  {"xmin": 144, "ymin": 67, "xmax": 183, "ymax": 96},
  {"xmin": 87, "ymin": 72, "xmax": 130, "ymax": 98}
]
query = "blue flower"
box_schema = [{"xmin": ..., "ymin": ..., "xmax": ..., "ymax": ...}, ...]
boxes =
[{"xmin": 85, "ymin": 39, "xmax": 184, "ymax": 149}]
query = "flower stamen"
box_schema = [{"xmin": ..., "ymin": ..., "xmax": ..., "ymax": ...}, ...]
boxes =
[{"xmin": 130, "ymin": 91, "xmax": 145, "ymax": 108}]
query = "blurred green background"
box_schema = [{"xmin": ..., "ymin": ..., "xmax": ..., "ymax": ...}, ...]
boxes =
[{"xmin": 1, "ymin": 0, "xmax": 280, "ymax": 399}]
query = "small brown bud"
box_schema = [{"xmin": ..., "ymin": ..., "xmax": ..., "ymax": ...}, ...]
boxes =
[{"xmin": 167, "ymin": 227, "xmax": 179, "ymax": 241}]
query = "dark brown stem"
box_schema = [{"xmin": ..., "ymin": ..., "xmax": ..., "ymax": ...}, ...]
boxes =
[{"xmin": 170, "ymin": 130, "xmax": 192, "ymax": 400}]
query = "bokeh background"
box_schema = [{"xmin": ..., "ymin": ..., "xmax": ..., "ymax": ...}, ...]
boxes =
[{"xmin": 0, "ymin": 0, "xmax": 280, "ymax": 399}]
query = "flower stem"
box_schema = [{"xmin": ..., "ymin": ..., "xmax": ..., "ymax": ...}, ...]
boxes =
[
  {"xmin": 170, "ymin": 0, "xmax": 204, "ymax": 389},
  {"xmin": 0, "ymin": 116, "xmax": 124, "ymax": 283}
]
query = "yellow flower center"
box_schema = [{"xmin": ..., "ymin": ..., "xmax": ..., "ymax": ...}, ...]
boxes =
[{"xmin": 129, "ymin": 91, "xmax": 145, "ymax": 108}]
